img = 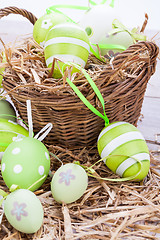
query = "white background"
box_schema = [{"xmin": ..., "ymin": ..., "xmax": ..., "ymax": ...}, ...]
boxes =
[{"xmin": 0, "ymin": 0, "xmax": 160, "ymax": 30}]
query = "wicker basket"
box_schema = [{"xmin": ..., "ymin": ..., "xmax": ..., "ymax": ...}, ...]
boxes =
[{"xmin": 0, "ymin": 7, "xmax": 159, "ymax": 149}]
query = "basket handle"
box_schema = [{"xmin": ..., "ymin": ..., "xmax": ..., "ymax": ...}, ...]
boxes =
[{"xmin": 0, "ymin": 6, "xmax": 37, "ymax": 25}]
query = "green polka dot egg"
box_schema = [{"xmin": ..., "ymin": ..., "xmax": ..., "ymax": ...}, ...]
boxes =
[
  {"xmin": 44, "ymin": 22, "xmax": 90, "ymax": 78},
  {"xmin": 97, "ymin": 121, "xmax": 150, "ymax": 181},
  {"xmin": 1, "ymin": 137, "xmax": 50, "ymax": 191},
  {"xmin": 51, "ymin": 163, "xmax": 88, "ymax": 204},
  {"xmin": 0, "ymin": 118, "xmax": 29, "ymax": 159},
  {"xmin": 33, "ymin": 11, "xmax": 69, "ymax": 46},
  {"xmin": 4, "ymin": 189, "xmax": 44, "ymax": 234}
]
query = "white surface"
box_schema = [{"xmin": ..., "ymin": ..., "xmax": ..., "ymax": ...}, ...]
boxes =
[{"xmin": 0, "ymin": 0, "xmax": 160, "ymax": 30}]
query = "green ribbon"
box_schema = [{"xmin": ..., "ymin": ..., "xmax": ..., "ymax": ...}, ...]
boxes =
[
  {"xmin": 46, "ymin": 0, "xmax": 115, "ymax": 22},
  {"xmin": 46, "ymin": 5, "xmax": 89, "ymax": 24},
  {"xmin": 0, "ymin": 189, "xmax": 8, "ymax": 207},
  {"xmin": 89, "ymin": 0, "xmax": 115, "ymax": 7},
  {"xmin": 111, "ymin": 19, "xmax": 147, "ymax": 43},
  {"xmin": 62, "ymin": 62, "xmax": 109, "ymax": 126},
  {"xmin": 76, "ymin": 153, "xmax": 143, "ymax": 182}
]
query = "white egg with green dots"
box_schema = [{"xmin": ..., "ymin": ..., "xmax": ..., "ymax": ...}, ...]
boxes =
[
  {"xmin": 51, "ymin": 163, "xmax": 88, "ymax": 204},
  {"xmin": 1, "ymin": 137, "xmax": 50, "ymax": 191},
  {"xmin": 0, "ymin": 118, "xmax": 29, "ymax": 159},
  {"xmin": 4, "ymin": 189, "xmax": 44, "ymax": 234},
  {"xmin": 44, "ymin": 22, "xmax": 90, "ymax": 78},
  {"xmin": 97, "ymin": 121, "xmax": 150, "ymax": 181}
]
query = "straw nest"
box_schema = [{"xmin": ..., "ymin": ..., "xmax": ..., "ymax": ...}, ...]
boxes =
[{"xmin": 0, "ymin": 144, "xmax": 160, "ymax": 240}]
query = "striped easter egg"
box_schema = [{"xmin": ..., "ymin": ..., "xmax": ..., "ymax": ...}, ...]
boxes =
[
  {"xmin": 97, "ymin": 121, "xmax": 150, "ymax": 181},
  {"xmin": 44, "ymin": 22, "xmax": 90, "ymax": 78}
]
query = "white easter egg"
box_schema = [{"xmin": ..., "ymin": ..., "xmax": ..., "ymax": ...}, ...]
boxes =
[
  {"xmin": 98, "ymin": 31, "xmax": 134, "ymax": 58},
  {"xmin": 4, "ymin": 189, "xmax": 44, "ymax": 234},
  {"xmin": 44, "ymin": 22, "xmax": 90, "ymax": 78},
  {"xmin": 97, "ymin": 121, "xmax": 150, "ymax": 181},
  {"xmin": 51, "ymin": 163, "xmax": 88, "ymax": 204},
  {"xmin": 79, "ymin": 4, "xmax": 120, "ymax": 44}
]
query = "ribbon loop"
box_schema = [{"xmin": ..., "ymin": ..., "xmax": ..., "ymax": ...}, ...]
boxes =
[
  {"xmin": 26, "ymin": 100, "xmax": 53, "ymax": 141},
  {"xmin": 34, "ymin": 123, "xmax": 53, "ymax": 142}
]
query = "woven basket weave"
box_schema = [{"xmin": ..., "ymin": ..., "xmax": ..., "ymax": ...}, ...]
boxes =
[{"xmin": 1, "ymin": 7, "xmax": 159, "ymax": 149}]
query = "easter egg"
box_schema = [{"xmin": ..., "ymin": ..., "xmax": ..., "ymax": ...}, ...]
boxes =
[
  {"xmin": 79, "ymin": 4, "xmax": 119, "ymax": 44},
  {"xmin": 33, "ymin": 12, "xmax": 69, "ymax": 46},
  {"xmin": 97, "ymin": 121, "xmax": 150, "ymax": 181},
  {"xmin": 0, "ymin": 99, "xmax": 16, "ymax": 122},
  {"xmin": 98, "ymin": 31, "xmax": 134, "ymax": 58},
  {"xmin": 51, "ymin": 163, "xmax": 88, "ymax": 204},
  {"xmin": 4, "ymin": 189, "xmax": 44, "ymax": 234},
  {"xmin": 0, "ymin": 118, "xmax": 29, "ymax": 159},
  {"xmin": 1, "ymin": 137, "xmax": 50, "ymax": 191},
  {"xmin": 44, "ymin": 22, "xmax": 90, "ymax": 78}
]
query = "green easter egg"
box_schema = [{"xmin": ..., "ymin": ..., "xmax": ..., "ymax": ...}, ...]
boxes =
[
  {"xmin": 1, "ymin": 137, "xmax": 50, "ymax": 191},
  {"xmin": 51, "ymin": 163, "xmax": 88, "ymax": 204},
  {"xmin": 0, "ymin": 118, "xmax": 29, "ymax": 159},
  {"xmin": 97, "ymin": 121, "xmax": 150, "ymax": 181},
  {"xmin": 4, "ymin": 189, "xmax": 44, "ymax": 234},
  {"xmin": 0, "ymin": 99, "xmax": 16, "ymax": 122},
  {"xmin": 33, "ymin": 12, "xmax": 69, "ymax": 46},
  {"xmin": 44, "ymin": 22, "xmax": 90, "ymax": 78}
]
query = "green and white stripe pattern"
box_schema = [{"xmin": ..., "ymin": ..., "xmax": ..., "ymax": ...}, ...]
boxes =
[
  {"xmin": 97, "ymin": 121, "xmax": 150, "ymax": 181},
  {"xmin": 44, "ymin": 22, "xmax": 90, "ymax": 69},
  {"xmin": 0, "ymin": 119, "xmax": 29, "ymax": 159}
]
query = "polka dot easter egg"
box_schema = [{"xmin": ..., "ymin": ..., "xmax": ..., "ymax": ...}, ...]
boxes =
[
  {"xmin": 0, "ymin": 99, "xmax": 16, "ymax": 122},
  {"xmin": 33, "ymin": 11, "xmax": 69, "ymax": 46},
  {"xmin": 1, "ymin": 137, "xmax": 50, "ymax": 191},
  {"xmin": 4, "ymin": 189, "xmax": 44, "ymax": 234},
  {"xmin": 44, "ymin": 22, "xmax": 90, "ymax": 78},
  {"xmin": 0, "ymin": 118, "xmax": 29, "ymax": 159},
  {"xmin": 51, "ymin": 163, "xmax": 88, "ymax": 204},
  {"xmin": 97, "ymin": 121, "xmax": 150, "ymax": 181}
]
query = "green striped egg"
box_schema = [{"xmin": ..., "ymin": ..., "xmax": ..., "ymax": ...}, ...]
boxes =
[
  {"xmin": 0, "ymin": 118, "xmax": 29, "ymax": 159},
  {"xmin": 97, "ymin": 121, "xmax": 150, "ymax": 181},
  {"xmin": 44, "ymin": 22, "xmax": 90, "ymax": 78}
]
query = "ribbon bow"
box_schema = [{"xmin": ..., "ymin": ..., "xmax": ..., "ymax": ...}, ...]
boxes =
[{"xmin": 111, "ymin": 19, "xmax": 146, "ymax": 43}]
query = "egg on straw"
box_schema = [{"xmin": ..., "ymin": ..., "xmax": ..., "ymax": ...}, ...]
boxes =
[
  {"xmin": 4, "ymin": 189, "xmax": 44, "ymax": 234},
  {"xmin": 51, "ymin": 163, "xmax": 88, "ymax": 204},
  {"xmin": 1, "ymin": 100, "xmax": 52, "ymax": 191},
  {"xmin": 97, "ymin": 121, "xmax": 150, "ymax": 181},
  {"xmin": 44, "ymin": 22, "xmax": 90, "ymax": 78}
]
